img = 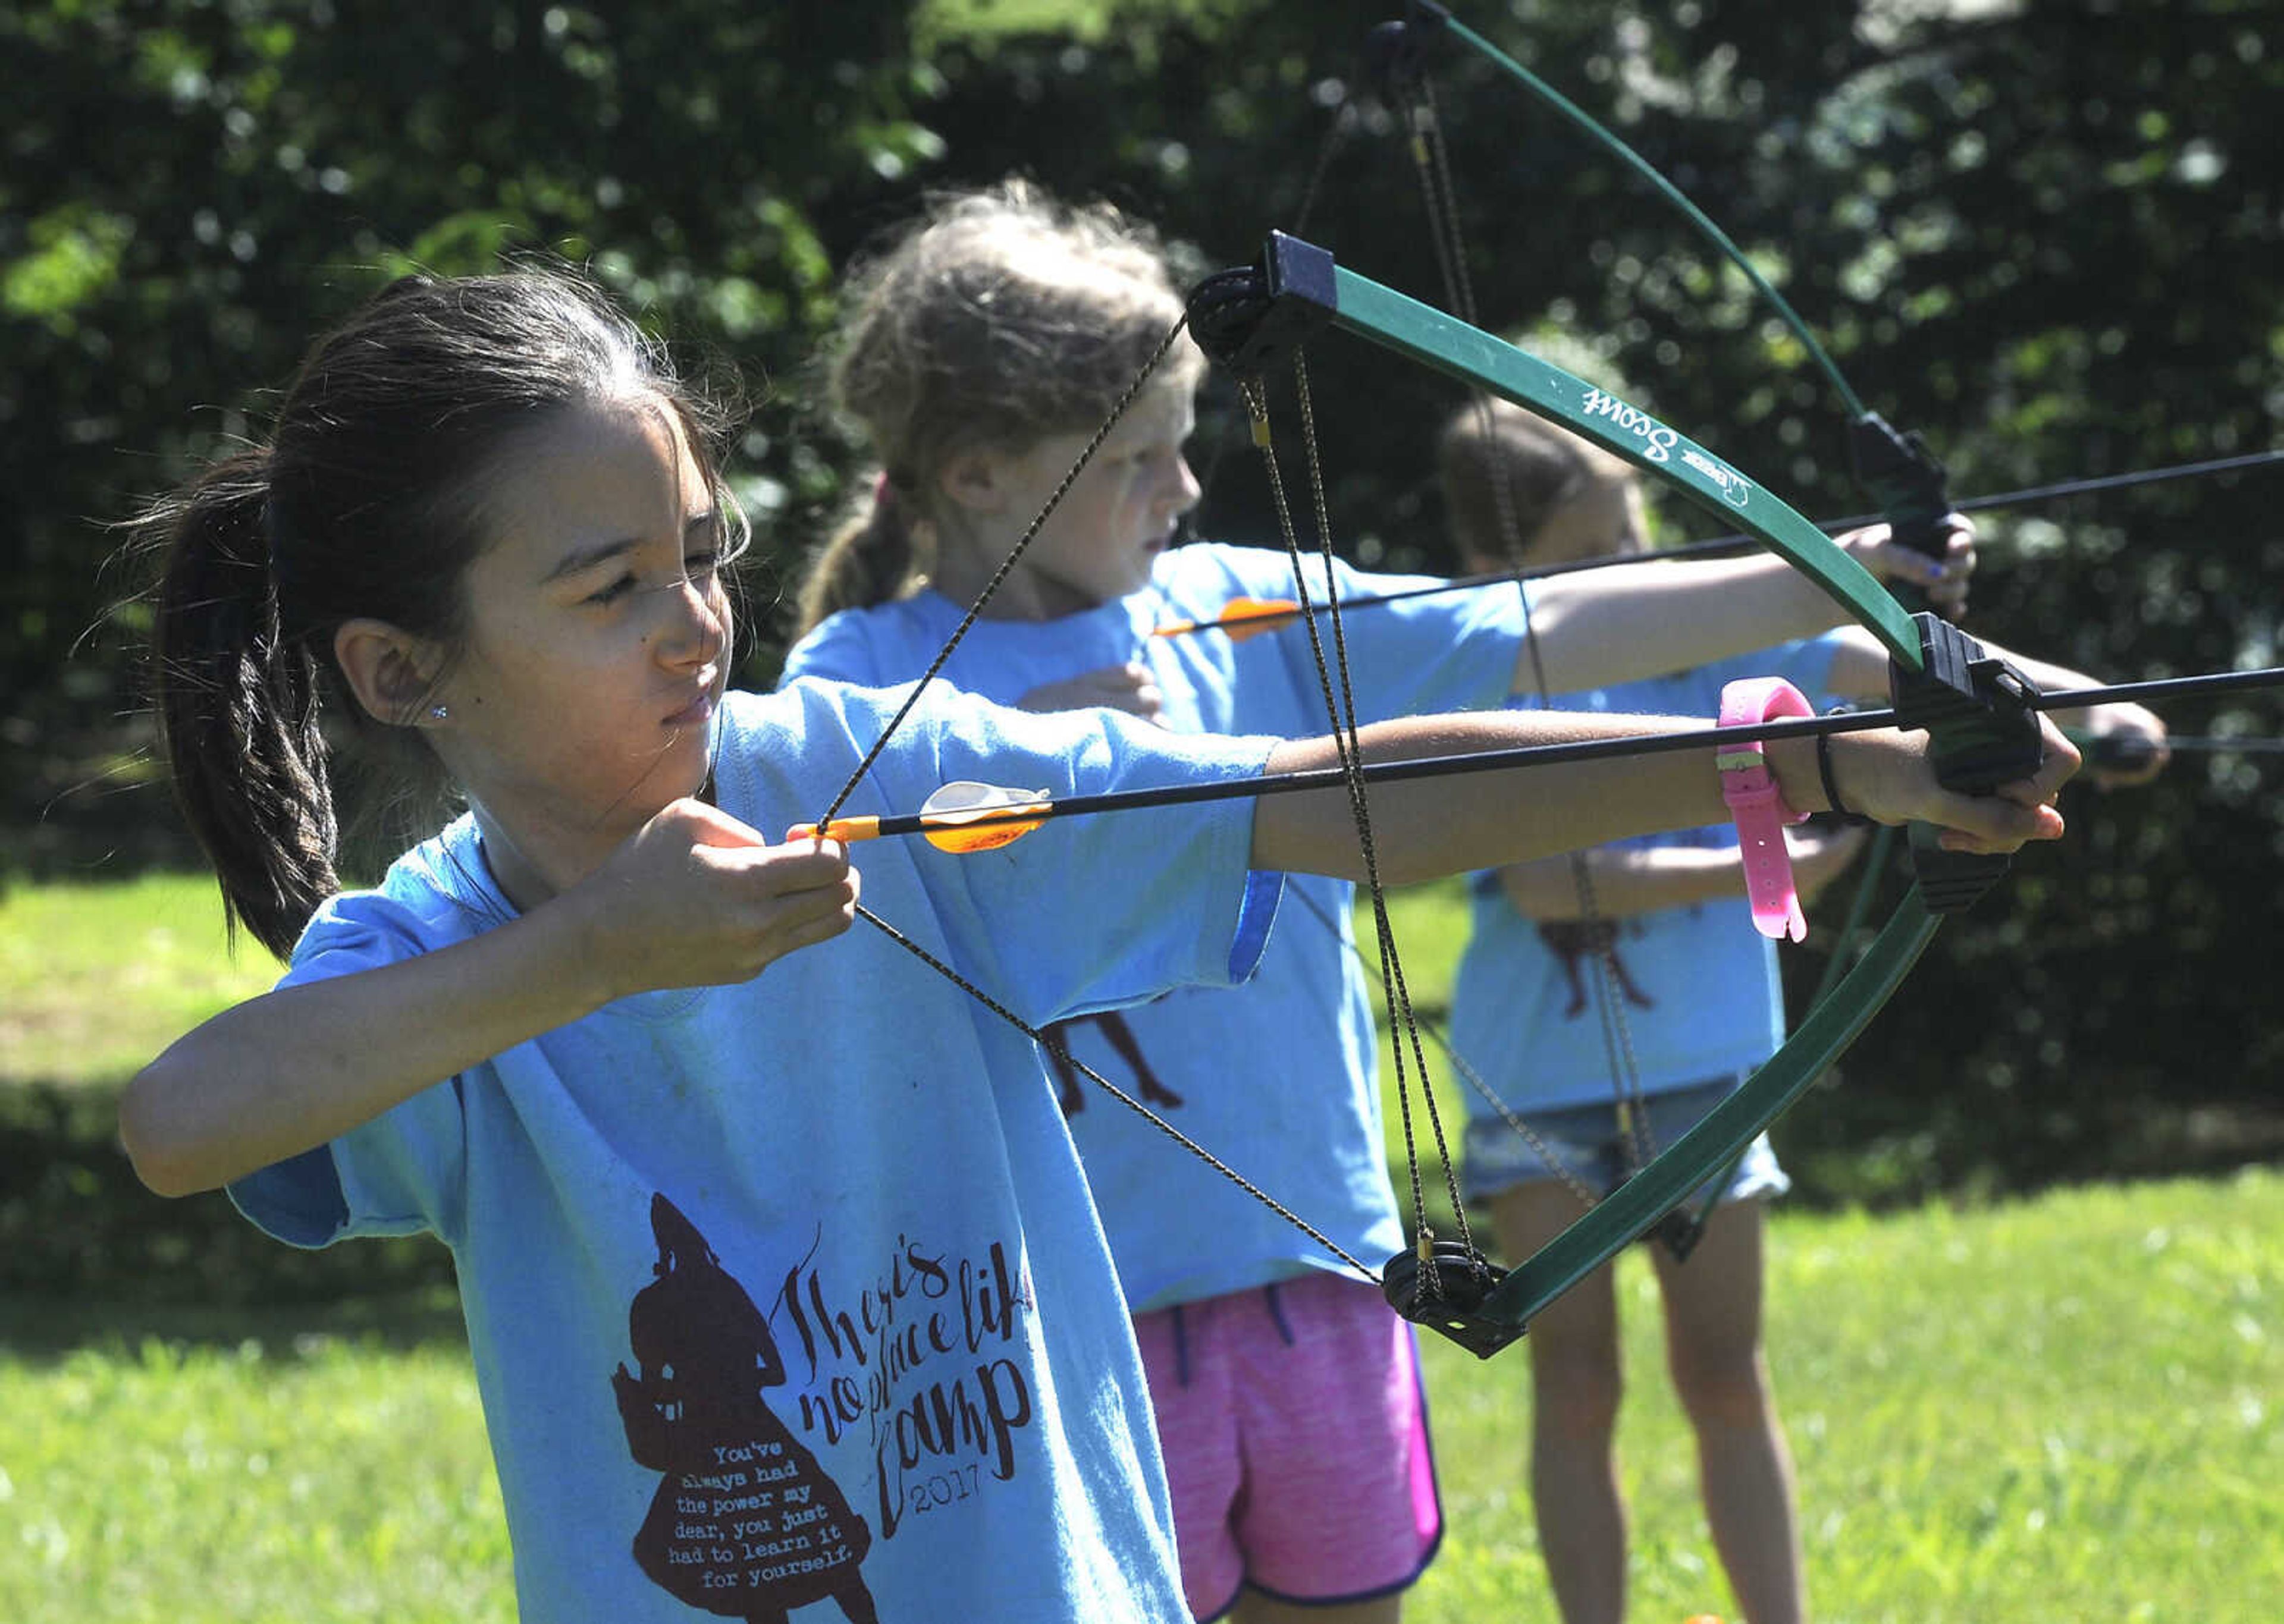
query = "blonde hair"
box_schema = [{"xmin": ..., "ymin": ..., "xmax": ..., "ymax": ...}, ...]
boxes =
[
  {"xmin": 792, "ymin": 180, "xmax": 1204, "ymax": 638},
  {"xmin": 1436, "ymin": 395, "xmax": 1637, "ymax": 564}
]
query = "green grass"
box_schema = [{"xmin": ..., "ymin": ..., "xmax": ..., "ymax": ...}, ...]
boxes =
[
  {"xmin": 0, "ymin": 872, "xmax": 278, "ymax": 1089},
  {"xmin": 6, "ymin": 872, "xmax": 2278, "ymax": 1617},
  {"xmin": 1, "ymin": 1323, "xmax": 511, "ymax": 1622},
  {"xmin": 1422, "ymin": 1169, "xmax": 2284, "ymax": 1621},
  {"xmin": 5, "ymin": 1173, "xmax": 2276, "ymax": 1620}
]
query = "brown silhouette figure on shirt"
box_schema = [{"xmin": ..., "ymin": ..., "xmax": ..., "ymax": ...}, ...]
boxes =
[
  {"xmin": 1039, "ymin": 1008, "xmax": 1185, "ymax": 1117},
  {"xmin": 613, "ymin": 1192, "xmax": 879, "ymax": 1623},
  {"xmin": 1536, "ymin": 918, "xmax": 1656, "ymax": 1019}
]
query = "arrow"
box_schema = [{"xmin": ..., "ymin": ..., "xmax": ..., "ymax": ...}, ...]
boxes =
[
  {"xmin": 1150, "ymin": 450, "xmax": 2284, "ymax": 641},
  {"xmin": 2078, "ymin": 730, "xmax": 2284, "ymax": 772},
  {"xmin": 787, "ymin": 666, "xmax": 2284, "ymax": 852},
  {"xmin": 787, "ymin": 780, "xmax": 1053, "ymax": 854}
]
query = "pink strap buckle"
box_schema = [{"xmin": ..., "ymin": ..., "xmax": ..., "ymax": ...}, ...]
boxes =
[{"xmin": 1717, "ymin": 677, "xmax": 1814, "ymax": 943}]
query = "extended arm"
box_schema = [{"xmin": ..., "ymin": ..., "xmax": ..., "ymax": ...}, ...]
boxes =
[
  {"xmin": 1250, "ymin": 707, "xmax": 2072, "ymax": 885},
  {"xmin": 1514, "ymin": 522, "xmax": 1968, "ymax": 694}
]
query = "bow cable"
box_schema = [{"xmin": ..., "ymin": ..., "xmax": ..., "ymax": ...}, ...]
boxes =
[
  {"xmin": 1224, "ymin": 350, "xmax": 1486, "ymax": 1298},
  {"xmin": 1373, "ymin": 29, "xmax": 1679, "ymax": 1261}
]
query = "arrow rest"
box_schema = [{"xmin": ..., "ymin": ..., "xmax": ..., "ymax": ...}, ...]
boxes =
[
  {"xmin": 1890, "ymin": 611, "xmax": 2047, "ymax": 912},
  {"xmin": 1381, "ymin": 1237, "xmax": 1523, "ymax": 1359}
]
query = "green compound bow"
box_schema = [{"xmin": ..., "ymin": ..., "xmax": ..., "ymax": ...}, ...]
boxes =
[{"xmin": 1182, "ymin": 229, "xmax": 2044, "ymax": 1355}]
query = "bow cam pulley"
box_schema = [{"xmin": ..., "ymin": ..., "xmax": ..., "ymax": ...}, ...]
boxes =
[
  {"xmin": 1382, "ymin": 1237, "xmax": 1523, "ymax": 1359},
  {"xmin": 1362, "ymin": 1, "xmax": 1450, "ymax": 99},
  {"xmin": 1184, "ymin": 233, "xmax": 1340, "ymax": 381}
]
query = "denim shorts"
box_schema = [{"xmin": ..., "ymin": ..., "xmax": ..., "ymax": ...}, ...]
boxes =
[{"xmin": 1459, "ymin": 1075, "xmax": 1791, "ymax": 1208}]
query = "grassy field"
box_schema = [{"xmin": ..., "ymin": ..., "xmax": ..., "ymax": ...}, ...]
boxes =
[
  {"xmin": 0, "ymin": 873, "xmax": 277, "ymax": 1089},
  {"xmin": 4, "ymin": 873, "xmax": 2279, "ymax": 1619},
  {"xmin": 5, "ymin": 1174, "xmax": 2277, "ymax": 1620}
]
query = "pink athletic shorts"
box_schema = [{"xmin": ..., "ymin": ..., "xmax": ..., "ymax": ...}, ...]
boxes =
[{"xmin": 1131, "ymin": 1271, "xmax": 1442, "ymax": 1620}]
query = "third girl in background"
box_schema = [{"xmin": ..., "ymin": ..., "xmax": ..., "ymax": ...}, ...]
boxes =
[{"xmin": 1439, "ymin": 394, "xmax": 2167, "ymax": 1624}]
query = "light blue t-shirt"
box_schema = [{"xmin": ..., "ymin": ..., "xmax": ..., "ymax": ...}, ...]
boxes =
[
  {"xmin": 1447, "ymin": 639, "xmax": 1843, "ymax": 1114},
  {"xmin": 782, "ymin": 542, "xmax": 1526, "ymax": 1311},
  {"xmin": 229, "ymin": 682, "xmax": 1282, "ymax": 1624}
]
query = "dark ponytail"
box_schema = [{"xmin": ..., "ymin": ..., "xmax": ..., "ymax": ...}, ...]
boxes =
[
  {"xmin": 148, "ymin": 450, "xmax": 339, "ymax": 958},
  {"xmin": 137, "ymin": 265, "xmax": 745, "ymax": 958}
]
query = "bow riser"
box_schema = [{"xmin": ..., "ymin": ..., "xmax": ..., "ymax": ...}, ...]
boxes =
[{"xmin": 1893, "ymin": 613, "xmax": 2049, "ymax": 912}]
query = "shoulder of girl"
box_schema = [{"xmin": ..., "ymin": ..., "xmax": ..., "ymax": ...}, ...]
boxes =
[{"xmin": 284, "ymin": 878, "xmax": 463, "ymax": 978}]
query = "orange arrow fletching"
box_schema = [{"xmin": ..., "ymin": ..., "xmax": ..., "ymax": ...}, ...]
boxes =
[
  {"xmin": 915, "ymin": 781, "xmax": 1053, "ymax": 853},
  {"xmin": 1152, "ymin": 596, "xmax": 1301, "ymax": 640}
]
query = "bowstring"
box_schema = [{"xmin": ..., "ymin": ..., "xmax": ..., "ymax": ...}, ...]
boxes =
[
  {"xmin": 811, "ymin": 318, "xmax": 1195, "ymax": 831},
  {"xmin": 1232, "ymin": 357, "xmax": 1480, "ymax": 1286},
  {"xmin": 854, "ymin": 903, "xmax": 1375, "ymax": 1278},
  {"xmin": 1395, "ymin": 55, "xmax": 1668, "ymax": 1230},
  {"xmin": 1290, "ymin": 92, "xmax": 1360, "ymax": 242},
  {"xmin": 1298, "ymin": 357, "xmax": 1484, "ymax": 1271}
]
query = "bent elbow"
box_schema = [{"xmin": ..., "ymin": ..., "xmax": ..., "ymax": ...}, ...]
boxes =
[{"xmin": 117, "ymin": 1067, "xmax": 222, "ymax": 1199}]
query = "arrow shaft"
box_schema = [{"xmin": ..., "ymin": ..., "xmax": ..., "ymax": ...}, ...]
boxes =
[
  {"xmin": 808, "ymin": 665, "xmax": 2284, "ymax": 846},
  {"xmin": 2155, "ymin": 736, "xmax": 2284, "ymax": 754},
  {"xmin": 1158, "ymin": 449, "xmax": 2284, "ymax": 639}
]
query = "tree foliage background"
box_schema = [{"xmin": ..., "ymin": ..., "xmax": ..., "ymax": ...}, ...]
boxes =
[{"xmin": 5, "ymin": 0, "xmax": 2280, "ymax": 1203}]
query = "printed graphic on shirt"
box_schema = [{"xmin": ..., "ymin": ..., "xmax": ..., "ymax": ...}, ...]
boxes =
[
  {"xmin": 1536, "ymin": 918, "xmax": 1656, "ymax": 1017},
  {"xmin": 615, "ymin": 1192, "xmax": 1043, "ymax": 1618},
  {"xmin": 614, "ymin": 1193, "xmax": 880, "ymax": 1622},
  {"xmin": 771, "ymin": 1218, "xmax": 1037, "ymax": 1541},
  {"xmin": 1039, "ymin": 1007, "xmax": 1182, "ymax": 1117}
]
